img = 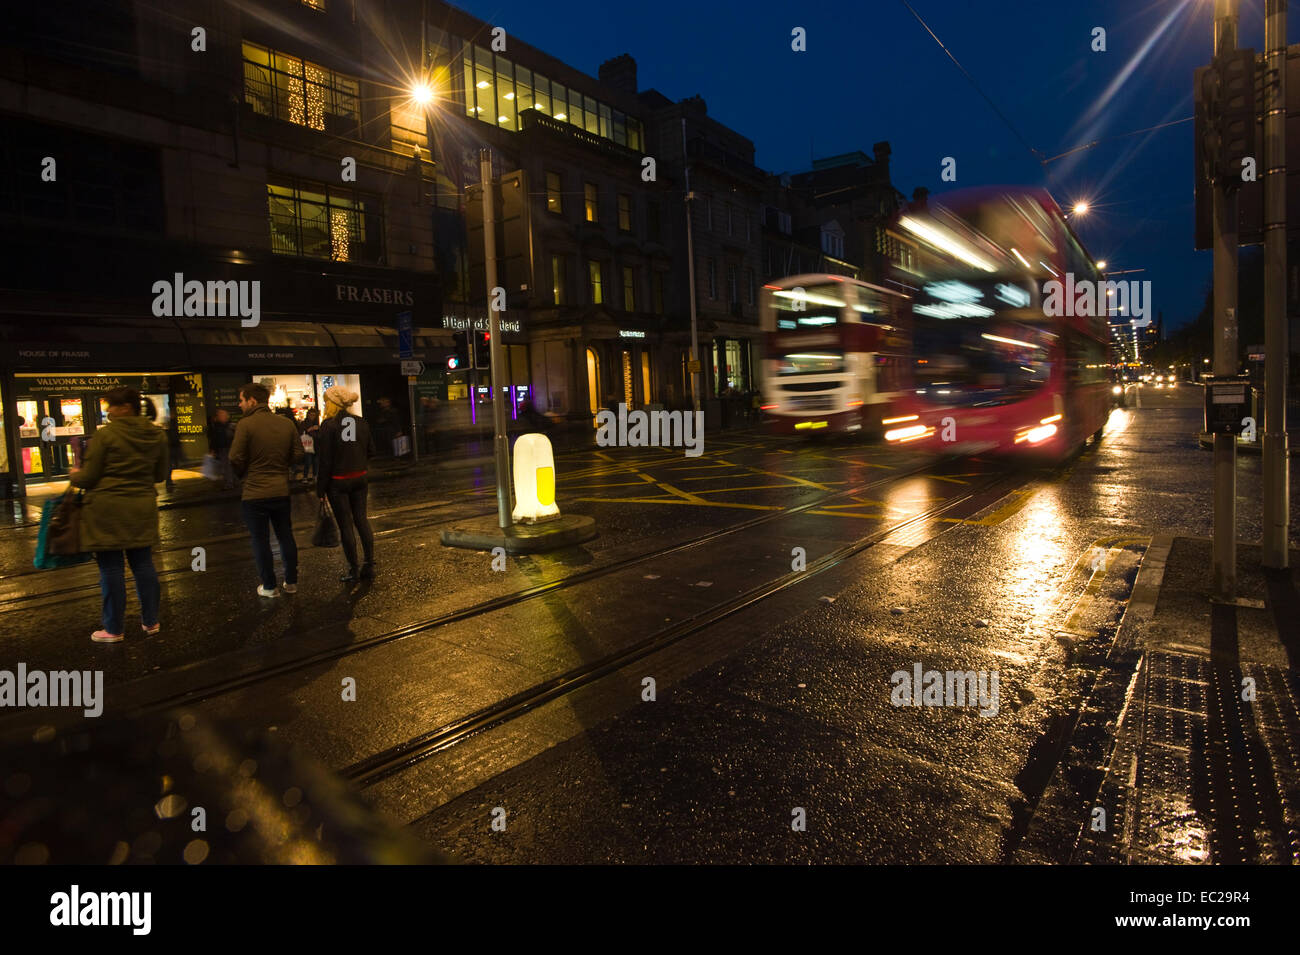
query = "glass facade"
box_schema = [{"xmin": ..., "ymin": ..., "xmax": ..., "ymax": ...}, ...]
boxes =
[{"xmin": 455, "ymin": 43, "xmax": 643, "ymax": 150}]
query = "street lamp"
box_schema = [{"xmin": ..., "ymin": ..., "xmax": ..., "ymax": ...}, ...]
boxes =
[{"xmin": 410, "ymin": 82, "xmax": 435, "ymax": 105}]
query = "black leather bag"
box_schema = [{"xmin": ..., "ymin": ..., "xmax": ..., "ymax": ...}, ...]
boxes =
[
  {"xmin": 47, "ymin": 489, "xmax": 86, "ymax": 556},
  {"xmin": 312, "ymin": 497, "xmax": 340, "ymax": 548}
]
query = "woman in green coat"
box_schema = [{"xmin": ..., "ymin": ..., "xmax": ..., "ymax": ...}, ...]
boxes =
[{"xmin": 69, "ymin": 386, "xmax": 168, "ymax": 643}]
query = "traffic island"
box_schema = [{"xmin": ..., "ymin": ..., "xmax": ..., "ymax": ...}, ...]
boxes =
[{"xmin": 440, "ymin": 513, "xmax": 597, "ymax": 554}]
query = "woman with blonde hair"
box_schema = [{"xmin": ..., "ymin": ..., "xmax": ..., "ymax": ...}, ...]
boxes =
[{"xmin": 314, "ymin": 385, "xmax": 377, "ymax": 581}]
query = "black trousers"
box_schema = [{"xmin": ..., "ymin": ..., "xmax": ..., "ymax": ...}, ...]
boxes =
[{"xmin": 327, "ymin": 477, "xmax": 374, "ymax": 568}]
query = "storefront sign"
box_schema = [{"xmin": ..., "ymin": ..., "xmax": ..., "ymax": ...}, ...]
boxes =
[
  {"xmin": 335, "ymin": 283, "xmax": 415, "ymax": 306},
  {"xmin": 441, "ymin": 315, "xmax": 522, "ymax": 334},
  {"xmin": 619, "ymin": 330, "xmax": 647, "ymax": 338}
]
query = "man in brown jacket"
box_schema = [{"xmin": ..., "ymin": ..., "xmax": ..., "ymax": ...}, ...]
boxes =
[{"xmin": 230, "ymin": 382, "xmax": 304, "ymax": 597}]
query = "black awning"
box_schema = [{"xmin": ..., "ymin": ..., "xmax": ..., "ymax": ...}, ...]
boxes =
[
  {"xmin": 0, "ymin": 317, "xmax": 190, "ymax": 369},
  {"xmin": 323, "ymin": 323, "xmax": 455, "ymax": 366},
  {"xmin": 179, "ymin": 320, "xmax": 339, "ymax": 367}
]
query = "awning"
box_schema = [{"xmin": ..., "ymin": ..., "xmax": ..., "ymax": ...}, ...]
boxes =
[
  {"xmin": 324, "ymin": 323, "xmax": 455, "ymax": 366},
  {"xmin": 0, "ymin": 317, "xmax": 190, "ymax": 369}
]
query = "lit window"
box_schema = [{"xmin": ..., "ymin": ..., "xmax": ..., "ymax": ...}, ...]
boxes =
[
  {"xmin": 551, "ymin": 255, "xmax": 567, "ymax": 305},
  {"xmin": 584, "ymin": 182, "xmax": 598, "ymax": 223},
  {"xmin": 242, "ymin": 41, "xmax": 359, "ymax": 135},
  {"xmin": 302, "ymin": 0, "xmax": 325, "ymax": 9},
  {"xmin": 588, "ymin": 260, "xmax": 604, "ymax": 304},
  {"xmin": 618, "ymin": 194, "xmax": 631, "ymax": 232},
  {"xmin": 267, "ymin": 180, "xmax": 381, "ymax": 263},
  {"xmin": 546, "ymin": 172, "xmax": 562, "ymax": 214}
]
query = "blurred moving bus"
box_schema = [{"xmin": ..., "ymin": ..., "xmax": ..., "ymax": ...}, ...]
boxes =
[
  {"xmin": 758, "ymin": 274, "xmax": 911, "ymax": 436},
  {"xmin": 884, "ymin": 187, "xmax": 1111, "ymax": 459}
]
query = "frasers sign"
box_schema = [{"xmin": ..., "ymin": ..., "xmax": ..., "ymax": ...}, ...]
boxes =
[
  {"xmin": 335, "ymin": 284, "xmax": 415, "ymax": 306},
  {"xmin": 442, "ymin": 315, "xmax": 521, "ymax": 333}
]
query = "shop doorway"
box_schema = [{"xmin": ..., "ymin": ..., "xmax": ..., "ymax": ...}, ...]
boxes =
[{"xmin": 16, "ymin": 394, "xmax": 88, "ymax": 478}]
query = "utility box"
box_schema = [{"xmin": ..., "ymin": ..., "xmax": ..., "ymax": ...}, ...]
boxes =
[{"xmin": 1204, "ymin": 377, "xmax": 1254, "ymax": 434}]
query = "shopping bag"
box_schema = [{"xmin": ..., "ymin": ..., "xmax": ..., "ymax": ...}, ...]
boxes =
[
  {"xmin": 392, "ymin": 434, "xmax": 411, "ymax": 457},
  {"xmin": 312, "ymin": 498, "xmax": 340, "ymax": 548},
  {"xmin": 301, "ymin": 432, "xmax": 315, "ymax": 454},
  {"xmin": 201, "ymin": 453, "xmax": 221, "ymax": 481},
  {"xmin": 34, "ymin": 493, "xmax": 92, "ymax": 570}
]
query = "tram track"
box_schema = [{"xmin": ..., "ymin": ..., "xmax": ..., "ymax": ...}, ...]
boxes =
[{"xmin": 339, "ymin": 469, "xmax": 1019, "ymax": 791}]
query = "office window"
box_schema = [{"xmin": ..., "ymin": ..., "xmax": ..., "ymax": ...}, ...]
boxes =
[
  {"xmin": 242, "ymin": 42, "xmax": 359, "ymax": 135},
  {"xmin": 623, "ymin": 266, "xmax": 635, "ymax": 311},
  {"xmin": 646, "ymin": 202, "xmax": 661, "ymax": 242},
  {"xmin": 588, "ymin": 260, "xmax": 604, "ymax": 304},
  {"xmin": 552, "ymin": 82, "xmax": 569, "ymax": 121},
  {"xmin": 516, "ymin": 66, "xmax": 534, "ymax": 113},
  {"xmin": 551, "ymin": 254, "xmax": 567, "ymax": 305},
  {"xmin": 267, "ymin": 180, "xmax": 381, "ymax": 263},
  {"xmin": 546, "ymin": 171, "xmax": 562, "ymax": 214},
  {"xmin": 707, "ymin": 257, "xmax": 716, "ymax": 299},
  {"xmin": 618, "ymin": 194, "xmax": 632, "ymax": 232},
  {"xmin": 652, "ymin": 273, "xmax": 665, "ymax": 314},
  {"xmin": 584, "ymin": 182, "xmax": 598, "ymax": 222},
  {"xmin": 533, "ymin": 74, "xmax": 550, "ymax": 115}
]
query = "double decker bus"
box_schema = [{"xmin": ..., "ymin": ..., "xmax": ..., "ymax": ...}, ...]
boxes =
[
  {"xmin": 883, "ymin": 187, "xmax": 1111, "ymax": 459},
  {"xmin": 758, "ymin": 274, "xmax": 910, "ymax": 435}
]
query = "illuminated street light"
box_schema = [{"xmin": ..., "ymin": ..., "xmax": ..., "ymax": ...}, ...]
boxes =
[
  {"xmin": 1072, "ymin": 201, "xmax": 1089, "ymax": 216},
  {"xmin": 1096, "ymin": 259, "xmax": 1107, "ymax": 270},
  {"xmin": 410, "ymin": 82, "xmax": 434, "ymax": 105}
]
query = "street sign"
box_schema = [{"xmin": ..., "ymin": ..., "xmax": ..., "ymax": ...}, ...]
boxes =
[
  {"xmin": 1205, "ymin": 379, "xmax": 1251, "ymax": 434},
  {"xmin": 400, "ymin": 360, "xmax": 425, "ymax": 376},
  {"xmin": 687, "ymin": 359, "xmax": 702, "ymax": 373},
  {"xmin": 397, "ymin": 310, "xmax": 414, "ymax": 359}
]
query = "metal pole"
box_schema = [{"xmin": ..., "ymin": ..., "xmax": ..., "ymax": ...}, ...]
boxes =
[
  {"xmin": 1213, "ymin": 0, "xmax": 1240, "ymax": 599},
  {"xmin": 1263, "ymin": 0, "xmax": 1289, "ymax": 568},
  {"xmin": 480, "ymin": 148, "xmax": 512, "ymax": 529},
  {"xmin": 682, "ymin": 117, "xmax": 701, "ymax": 415},
  {"xmin": 408, "ymin": 376, "xmax": 418, "ymax": 463}
]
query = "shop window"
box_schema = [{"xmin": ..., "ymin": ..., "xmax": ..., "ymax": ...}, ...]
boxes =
[
  {"xmin": 586, "ymin": 348, "xmax": 600, "ymax": 416},
  {"xmin": 242, "ymin": 41, "xmax": 360, "ymax": 136},
  {"xmin": 268, "ymin": 179, "xmax": 382, "ymax": 263},
  {"xmin": 622, "ymin": 351, "xmax": 634, "ymax": 410}
]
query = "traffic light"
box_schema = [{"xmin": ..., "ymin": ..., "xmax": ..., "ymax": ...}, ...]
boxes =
[
  {"xmin": 473, "ymin": 330, "xmax": 491, "ymax": 369},
  {"xmin": 1215, "ymin": 48, "xmax": 1257, "ymax": 189},
  {"xmin": 1193, "ymin": 48, "xmax": 1261, "ymax": 250},
  {"xmin": 450, "ymin": 331, "xmax": 469, "ymax": 371}
]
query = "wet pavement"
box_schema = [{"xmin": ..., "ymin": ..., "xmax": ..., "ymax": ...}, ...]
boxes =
[{"xmin": 3, "ymin": 386, "xmax": 1299, "ymax": 864}]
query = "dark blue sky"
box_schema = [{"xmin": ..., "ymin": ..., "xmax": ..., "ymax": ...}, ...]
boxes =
[{"xmin": 460, "ymin": 0, "xmax": 1298, "ymax": 332}]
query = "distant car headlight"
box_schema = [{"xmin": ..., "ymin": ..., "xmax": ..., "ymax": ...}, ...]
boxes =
[{"xmin": 1112, "ymin": 385, "xmax": 1122, "ymax": 395}]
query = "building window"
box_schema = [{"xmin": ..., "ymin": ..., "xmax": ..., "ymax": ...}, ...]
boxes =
[
  {"xmin": 267, "ymin": 180, "xmax": 381, "ymax": 263},
  {"xmin": 546, "ymin": 171, "xmax": 562, "ymax": 214},
  {"xmin": 745, "ymin": 268, "xmax": 755, "ymax": 306},
  {"xmin": 584, "ymin": 182, "xmax": 598, "ymax": 223},
  {"xmin": 727, "ymin": 205, "xmax": 734, "ymax": 236},
  {"xmin": 586, "ymin": 348, "xmax": 601, "ymax": 415},
  {"xmin": 728, "ymin": 265, "xmax": 738, "ymax": 305},
  {"xmin": 821, "ymin": 228, "xmax": 844, "ymax": 259},
  {"xmin": 243, "ymin": 42, "xmax": 360, "ymax": 136},
  {"xmin": 746, "ymin": 214, "xmax": 752, "ymax": 243},
  {"xmin": 618, "ymin": 194, "xmax": 632, "ymax": 232},
  {"xmin": 647, "ymin": 202, "xmax": 661, "ymax": 242},
  {"xmin": 652, "ymin": 273, "xmax": 665, "ymax": 314},
  {"xmin": 707, "ymin": 257, "xmax": 716, "ymax": 299},
  {"xmin": 588, "ymin": 260, "xmax": 604, "ymax": 304},
  {"xmin": 551, "ymin": 255, "xmax": 567, "ymax": 305},
  {"xmin": 623, "ymin": 266, "xmax": 635, "ymax": 311},
  {"xmin": 703, "ymin": 196, "xmax": 711, "ymax": 231},
  {"xmin": 301, "ymin": 0, "xmax": 326, "ymax": 9}
]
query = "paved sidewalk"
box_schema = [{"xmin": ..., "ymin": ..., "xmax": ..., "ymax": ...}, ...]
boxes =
[{"xmin": 1022, "ymin": 536, "xmax": 1300, "ymax": 864}]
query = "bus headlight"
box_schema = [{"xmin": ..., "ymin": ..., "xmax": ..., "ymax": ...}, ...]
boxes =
[
  {"xmin": 885, "ymin": 424, "xmax": 927, "ymax": 441},
  {"xmin": 1025, "ymin": 424, "xmax": 1057, "ymax": 444}
]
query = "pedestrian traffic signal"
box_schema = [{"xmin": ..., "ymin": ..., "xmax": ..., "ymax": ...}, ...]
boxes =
[{"xmin": 474, "ymin": 331, "xmax": 490, "ymax": 369}]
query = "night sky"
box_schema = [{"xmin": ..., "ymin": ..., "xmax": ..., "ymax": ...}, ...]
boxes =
[{"xmin": 457, "ymin": 0, "xmax": 1300, "ymax": 333}]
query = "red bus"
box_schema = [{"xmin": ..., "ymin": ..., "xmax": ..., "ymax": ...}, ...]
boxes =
[
  {"xmin": 883, "ymin": 187, "xmax": 1111, "ymax": 459},
  {"xmin": 758, "ymin": 274, "xmax": 911, "ymax": 436}
]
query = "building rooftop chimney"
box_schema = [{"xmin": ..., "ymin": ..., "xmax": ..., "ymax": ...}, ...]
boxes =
[{"xmin": 598, "ymin": 54, "xmax": 638, "ymax": 95}]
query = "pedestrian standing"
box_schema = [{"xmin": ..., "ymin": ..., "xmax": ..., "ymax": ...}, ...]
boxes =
[
  {"xmin": 70, "ymin": 386, "xmax": 168, "ymax": 643},
  {"xmin": 208, "ymin": 408, "xmax": 236, "ymax": 489},
  {"xmin": 315, "ymin": 385, "xmax": 377, "ymax": 581},
  {"xmin": 300, "ymin": 407, "xmax": 320, "ymax": 483},
  {"xmin": 229, "ymin": 383, "xmax": 304, "ymax": 598}
]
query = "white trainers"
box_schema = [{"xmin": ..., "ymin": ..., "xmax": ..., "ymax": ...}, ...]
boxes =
[
  {"xmin": 281, "ymin": 582, "xmax": 297, "ymax": 594},
  {"xmin": 257, "ymin": 585, "xmax": 278, "ymax": 597}
]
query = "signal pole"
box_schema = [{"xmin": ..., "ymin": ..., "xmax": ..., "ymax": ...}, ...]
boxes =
[
  {"xmin": 1212, "ymin": 0, "xmax": 1240, "ymax": 599},
  {"xmin": 682, "ymin": 118, "xmax": 701, "ymax": 415},
  {"xmin": 1262, "ymin": 0, "xmax": 1289, "ymax": 569},
  {"xmin": 480, "ymin": 148, "xmax": 512, "ymax": 529}
]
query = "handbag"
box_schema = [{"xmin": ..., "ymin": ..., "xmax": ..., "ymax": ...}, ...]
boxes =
[
  {"xmin": 34, "ymin": 491, "xmax": 92, "ymax": 569},
  {"xmin": 312, "ymin": 497, "xmax": 340, "ymax": 548}
]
